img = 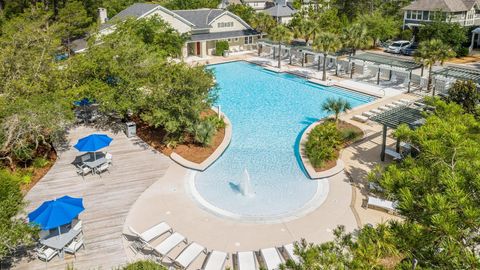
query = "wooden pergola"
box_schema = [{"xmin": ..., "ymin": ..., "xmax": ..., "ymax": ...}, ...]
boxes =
[
  {"xmin": 349, "ymin": 52, "xmax": 423, "ymax": 92},
  {"xmin": 371, "ymin": 105, "xmax": 425, "ymax": 161}
]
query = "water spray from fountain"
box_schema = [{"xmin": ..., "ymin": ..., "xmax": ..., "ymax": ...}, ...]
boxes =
[{"xmin": 238, "ymin": 168, "xmax": 254, "ymax": 197}]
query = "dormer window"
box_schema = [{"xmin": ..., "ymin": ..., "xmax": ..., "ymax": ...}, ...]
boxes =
[{"xmin": 218, "ymin": 22, "xmax": 234, "ymax": 28}]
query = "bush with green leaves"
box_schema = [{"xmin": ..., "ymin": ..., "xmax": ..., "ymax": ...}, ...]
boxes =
[
  {"xmin": 448, "ymin": 80, "xmax": 480, "ymax": 116},
  {"xmin": 188, "ymin": 120, "xmax": 217, "ymax": 147},
  {"xmin": 215, "ymin": 41, "xmax": 229, "ymax": 56},
  {"xmin": 0, "ymin": 169, "xmax": 39, "ymax": 261},
  {"xmin": 305, "ymin": 121, "xmax": 341, "ymax": 168},
  {"xmin": 122, "ymin": 260, "xmax": 166, "ymax": 270}
]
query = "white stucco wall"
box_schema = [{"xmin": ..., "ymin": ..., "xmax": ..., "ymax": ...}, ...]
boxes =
[
  {"xmin": 209, "ymin": 13, "xmax": 249, "ymax": 33},
  {"xmin": 147, "ymin": 9, "xmax": 192, "ymax": 34}
]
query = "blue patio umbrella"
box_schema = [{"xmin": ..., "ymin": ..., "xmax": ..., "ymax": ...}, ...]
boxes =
[
  {"xmin": 28, "ymin": 196, "xmax": 85, "ymax": 231},
  {"xmin": 74, "ymin": 134, "xmax": 113, "ymax": 160},
  {"xmin": 73, "ymin": 98, "xmax": 94, "ymax": 107}
]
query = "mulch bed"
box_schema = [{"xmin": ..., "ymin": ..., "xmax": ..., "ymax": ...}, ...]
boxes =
[
  {"xmin": 313, "ymin": 120, "xmax": 364, "ymax": 173},
  {"xmin": 20, "ymin": 150, "xmax": 57, "ymax": 194},
  {"xmin": 134, "ymin": 110, "xmax": 226, "ymax": 164}
]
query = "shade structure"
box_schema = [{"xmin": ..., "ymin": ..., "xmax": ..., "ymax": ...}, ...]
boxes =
[
  {"xmin": 73, "ymin": 98, "xmax": 94, "ymax": 107},
  {"xmin": 74, "ymin": 134, "xmax": 113, "ymax": 152},
  {"xmin": 28, "ymin": 196, "xmax": 85, "ymax": 230}
]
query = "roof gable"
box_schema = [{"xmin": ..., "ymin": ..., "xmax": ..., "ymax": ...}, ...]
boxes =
[{"xmin": 172, "ymin": 9, "xmax": 225, "ymax": 29}]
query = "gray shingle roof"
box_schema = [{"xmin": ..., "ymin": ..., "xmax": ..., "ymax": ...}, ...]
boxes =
[
  {"xmin": 263, "ymin": 2, "xmax": 296, "ymax": 17},
  {"xmin": 403, "ymin": 0, "xmax": 480, "ymax": 12},
  {"xmin": 172, "ymin": 9, "xmax": 225, "ymax": 29},
  {"xmin": 100, "ymin": 3, "xmax": 159, "ymax": 30}
]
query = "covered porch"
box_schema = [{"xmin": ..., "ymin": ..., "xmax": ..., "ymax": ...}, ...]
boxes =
[
  {"xmin": 183, "ymin": 29, "xmax": 259, "ymax": 58},
  {"xmin": 431, "ymin": 65, "xmax": 480, "ymax": 95}
]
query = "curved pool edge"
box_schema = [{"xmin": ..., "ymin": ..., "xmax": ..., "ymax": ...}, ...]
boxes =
[
  {"xmin": 186, "ymin": 169, "xmax": 330, "ymax": 224},
  {"xmin": 171, "ymin": 107, "xmax": 232, "ymax": 172}
]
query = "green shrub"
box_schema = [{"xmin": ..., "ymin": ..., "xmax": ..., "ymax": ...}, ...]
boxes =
[
  {"xmin": 340, "ymin": 128, "xmax": 362, "ymax": 142},
  {"xmin": 214, "ymin": 40, "xmax": 229, "ymax": 56},
  {"xmin": 455, "ymin": 46, "xmax": 469, "ymax": 57},
  {"xmin": 398, "ymin": 29, "xmax": 413, "ymax": 41},
  {"xmin": 122, "ymin": 260, "xmax": 166, "ymax": 270},
  {"xmin": 305, "ymin": 122, "xmax": 341, "ymax": 168},
  {"xmin": 188, "ymin": 120, "xmax": 217, "ymax": 146},
  {"xmin": 32, "ymin": 157, "xmax": 50, "ymax": 168},
  {"xmin": 204, "ymin": 114, "xmax": 226, "ymax": 130}
]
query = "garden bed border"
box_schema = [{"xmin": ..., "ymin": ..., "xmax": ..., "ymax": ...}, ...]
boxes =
[{"xmin": 170, "ymin": 107, "xmax": 232, "ymax": 171}]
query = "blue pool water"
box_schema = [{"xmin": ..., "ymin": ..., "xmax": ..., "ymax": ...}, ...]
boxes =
[{"xmin": 192, "ymin": 61, "xmax": 374, "ymax": 220}]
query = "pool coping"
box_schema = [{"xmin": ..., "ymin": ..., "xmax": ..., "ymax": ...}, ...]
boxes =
[{"xmin": 170, "ymin": 107, "xmax": 232, "ymax": 171}]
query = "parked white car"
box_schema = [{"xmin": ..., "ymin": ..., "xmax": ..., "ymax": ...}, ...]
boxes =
[{"xmin": 386, "ymin": 41, "xmax": 411, "ymax": 54}]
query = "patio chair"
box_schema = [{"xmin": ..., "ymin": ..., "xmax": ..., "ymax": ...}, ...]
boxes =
[
  {"xmin": 282, "ymin": 244, "xmax": 300, "ymax": 264},
  {"xmin": 151, "ymin": 232, "xmax": 187, "ymax": 260},
  {"xmin": 76, "ymin": 164, "xmax": 92, "ymax": 179},
  {"xmin": 36, "ymin": 245, "xmax": 59, "ymax": 262},
  {"xmin": 367, "ymin": 196, "xmax": 398, "ymax": 213},
  {"xmin": 96, "ymin": 163, "xmax": 110, "ymax": 177},
  {"xmin": 385, "ymin": 148, "xmax": 403, "ymax": 161},
  {"xmin": 72, "ymin": 219, "xmax": 82, "ymax": 231},
  {"xmin": 236, "ymin": 251, "xmax": 257, "ymax": 270},
  {"xmin": 260, "ymin": 248, "xmax": 283, "ymax": 270},
  {"xmin": 173, "ymin": 242, "xmax": 207, "ymax": 269},
  {"xmin": 80, "ymin": 154, "xmax": 91, "ymax": 164},
  {"xmin": 127, "ymin": 222, "xmax": 172, "ymax": 252},
  {"xmin": 64, "ymin": 235, "xmax": 85, "ymax": 258},
  {"xmin": 105, "ymin": 152, "xmax": 113, "ymax": 165},
  {"xmin": 202, "ymin": 250, "xmax": 228, "ymax": 270}
]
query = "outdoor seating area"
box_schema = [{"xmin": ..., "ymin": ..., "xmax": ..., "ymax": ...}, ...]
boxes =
[
  {"xmin": 125, "ymin": 222, "xmax": 301, "ymax": 270},
  {"xmin": 74, "ymin": 134, "xmax": 113, "ymax": 178},
  {"xmin": 28, "ymin": 196, "xmax": 86, "ymax": 263}
]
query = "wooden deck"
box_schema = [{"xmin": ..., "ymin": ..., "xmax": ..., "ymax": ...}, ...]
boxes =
[{"xmin": 13, "ymin": 126, "xmax": 171, "ymax": 270}]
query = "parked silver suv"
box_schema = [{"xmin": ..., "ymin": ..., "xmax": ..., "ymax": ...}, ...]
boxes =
[{"xmin": 386, "ymin": 41, "xmax": 411, "ymax": 54}]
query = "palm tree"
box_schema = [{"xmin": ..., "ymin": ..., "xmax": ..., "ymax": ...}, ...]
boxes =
[
  {"xmin": 269, "ymin": 24, "xmax": 293, "ymax": 69},
  {"xmin": 414, "ymin": 39, "xmax": 456, "ymax": 96},
  {"xmin": 322, "ymin": 97, "xmax": 351, "ymax": 123},
  {"xmin": 251, "ymin": 12, "xmax": 276, "ymax": 39},
  {"xmin": 312, "ymin": 32, "xmax": 342, "ymax": 81},
  {"xmin": 342, "ymin": 23, "xmax": 369, "ymax": 78},
  {"xmin": 293, "ymin": 18, "xmax": 315, "ymax": 44}
]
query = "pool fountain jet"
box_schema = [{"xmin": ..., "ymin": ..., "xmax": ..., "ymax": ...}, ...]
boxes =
[{"xmin": 238, "ymin": 168, "xmax": 254, "ymax": 197}]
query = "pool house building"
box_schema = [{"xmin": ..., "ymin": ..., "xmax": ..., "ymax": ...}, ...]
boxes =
[{"xmin": 99, "ymin": 3, "xmax": 260, "ymax": 58}]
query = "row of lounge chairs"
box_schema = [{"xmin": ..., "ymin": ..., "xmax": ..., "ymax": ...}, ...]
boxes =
[
  {"xmin": 352, "ymin": 98, "xmax": 412, "ymax": 123},
  {"xmin": 125, "ymin": 222, "xmax": 301, "ymax": 270}
]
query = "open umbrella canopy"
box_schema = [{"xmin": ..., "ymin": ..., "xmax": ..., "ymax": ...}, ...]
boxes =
[
  {"xmin": 74, "ymin": 134, "xmax": 113, "ymax": 152},
  {"xmin": 28, "ymin": 196, "xmax": 85, "ymax": 230},
  {"xmin": 73, "ymin": 98, "xmax": 94, "ymax": 107}
]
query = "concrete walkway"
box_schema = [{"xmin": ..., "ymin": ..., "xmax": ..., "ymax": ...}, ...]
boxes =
[{"xmin": 14, "ymin": 126, "xmax": 171, "ymax": 270}]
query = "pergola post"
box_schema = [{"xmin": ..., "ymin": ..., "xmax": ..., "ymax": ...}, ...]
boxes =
[
  {"xmin": 421, "ymin": 65, "xmax": 424, "ymax": 77},
  {"xmin": 396, "ymin": 138, "xmax": 401, "ymax": 153},
  {"xmin": 301, "ymin": 52, "xmax": 305, "ymax": 67},
  {"xmin": 377, "ymin": 67, "xmax": 381, "ymax": 85},
  {"xmin": 289, "ymin": 49, "xmax": 292, "ymax": 65},
  {"xmin": 389, "ymin": 69, "xmax": 392, "ymax": 80},
  {"xmin": 407, "ymin": 70, "xmax": 412, "ymax": 93},
  {"xmin": 381, "ymin": 125, "xmax": 387, "ymax": 161}
]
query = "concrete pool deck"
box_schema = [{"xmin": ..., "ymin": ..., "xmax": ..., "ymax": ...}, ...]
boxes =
[{"xmin": 15, "ymin": 55, "xmax": 415, "ymax": 269}]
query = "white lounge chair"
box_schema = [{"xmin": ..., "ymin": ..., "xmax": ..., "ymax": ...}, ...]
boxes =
[
  {"xmin": 371, "ymin": 109, "xmax": 383, "ymax": 114},
  {"xmin": 352, "ymin": 115, "xmax": 368, "ymax": 123},
  {"xmin": 64, "ymin": 235, "xmax": 85, "ymax": 257},
  {"xmin": 377, "ymin": 106, "xmax": 390, "ymax": 111},
  {"xmin": 36, "ymin": 246, "xmax": 58, "ymax": 262},
  {"xmin": 153, "ymin": 232, "xmax": 187, "ymax": 258},
  {"xmin": 237, "ymin": 251, "xmax": 257, "ymax": 270},
  {"xmin": 282, "ymin": 244, "xmax": 300, "ymax": 264},
  {"xmin": 367, "ymin": 196, "xmax": 397, "ymax": 213},
  {"xmin": 385, "ymin": 103, "xmax": 397, "ymax": 108},
  {"xmin": 362, "ymin": 111, "xmax": 376, "ymax": 118},
  {"xmin": 127, "ymin": 222, "xmax": 172, "ymax": 251},
  {"xmin": 174, "ymin": 242, "xmax": 207, "ymax": 269},
  {"xmin": 260, "ymin": 248, "xmax": 283, "ymax": 270},
  {"xmin": 393, "ymin": 101, "xmax": 406, "ymax": 106},
  {"xmin": 203, "ymin": 251, "xmax": 228, "ymax": 270}
]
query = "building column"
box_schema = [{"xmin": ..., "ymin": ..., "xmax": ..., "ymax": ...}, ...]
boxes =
[
  {"xmin": 470, "ymin": 32, "xmax": 476, "ymax": 53},
  {"xmin": 200, "ymin": 41, "xmax": 207, "ymax": 58},
  {"xmin": 181, "ymin": 44, "xmax": 188, "ymax": 59},
  {"xmin": 381, "ymin": 125, "xmax": 387, "ymax": 162}
]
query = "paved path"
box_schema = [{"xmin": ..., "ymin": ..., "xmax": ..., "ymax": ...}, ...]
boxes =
[{"xmin": 14, "ymin": 126, "xmax": 171, "ymax": 270}]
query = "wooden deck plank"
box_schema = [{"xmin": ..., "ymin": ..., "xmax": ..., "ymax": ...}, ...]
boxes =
[{"xmin": 13, "ymin": 126, "xmax": 171, "ymax": 270}]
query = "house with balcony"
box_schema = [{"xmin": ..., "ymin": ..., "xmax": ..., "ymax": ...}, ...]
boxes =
[
  {"xmin": 263, "ymin": 0, "xmax": 297, "ymax": 24},
  {"xmin": 402, "ymin": 0, "xmax": 480, "ymax": 30},
  {"xmin": 99, "ymin": 3, "xmax": 259, "ymax": 58}
]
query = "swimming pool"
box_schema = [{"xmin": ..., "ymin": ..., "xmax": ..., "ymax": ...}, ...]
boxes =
[{"xmin": 190, "ymin": 61, "xmax": 374, "ymax": 222}]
